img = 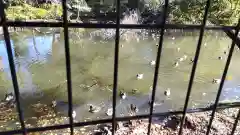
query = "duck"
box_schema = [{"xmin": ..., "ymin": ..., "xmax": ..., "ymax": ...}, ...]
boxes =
[
  {"xmin": 120, "ymin": 91, "xmax": 126, "ymax": 99},
  {"xmin": 204, "ymin": 43, "xmax": 207, "ymax": 47},
  {"xmin": 177, "ymin": 48, "xmax": 180, "ymax": 52},
  {"xmin": 150, "ymin": 60, "xmax": 156, "ymax": 66},
  {"xmin": 212, "ymin": 79, "xmax": 221, "ymax": 84},
  {"xmin": 164, "ymin": 88, "xmax": 171, "ymax": 96},
  {"xmin": 130, "ymin": 104, "xmax": 138, "ymax": 113},
  {"xmin": 51, "ymin": 100, "xmax": 77, "ymax": 118},
  {"xmin": 136, "ymin": 74, "xmax": 143, "ymax": 80},
  {"xmin": 2, "ymin": 93, "xmax": 15, "ymax": 108},
  {"xmin": 178, "ymin": 57, "xmax": 184, "ymax": 62},
  {"xmin": 183, "ymin": 55, "xmax": 187, "ymax": 60},
  {"xmin": 106, "ymin": 108, "xmax": 113, "ymax": 116},
  {"xmin": 4, "ymin": 92, "xmax": 14, "ymax": 102},
  {"xmin": 72, "ymin": 110, "xmax": 76, "ymax": 118},
  {"xmin": 218, "ymin": 56, "xmax": 223, "ymax": 60},
  {"xmin": 89, "ymin": 105, "xmax": 100, "ymax": 113},
  {"xmin": 190, "ymin": 58, "xmax": 194, "ymax": 64},
  {"xmin": 174, "ymin": 62, "xmax": 179, "ymax": 67}
]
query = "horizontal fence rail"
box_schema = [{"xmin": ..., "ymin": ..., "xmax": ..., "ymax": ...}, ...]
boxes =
[{"xmin": 0, "ymin": 0, "xmax": 240, "ymax": 135}]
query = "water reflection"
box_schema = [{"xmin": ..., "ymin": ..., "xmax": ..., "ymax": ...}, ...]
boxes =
[{"xmin": 0, "ymin": 29, "xmax": 239, "ymax": 121}]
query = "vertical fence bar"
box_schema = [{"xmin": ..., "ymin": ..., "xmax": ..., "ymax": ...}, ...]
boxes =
[
  {"xmin": 230, "ymin": 109, "xmax": 240, "ymax": 135},
  {"xmin": 0, "ymin": 1, "xmax": 26, "ymax": 134},
  {"xmin": 178, "ymin": 0, "xmax": 211, "ymax": 134},
  {"xmin": 206, "ymin": 19, "xmax": 240, "ymax": 135},
  {"xmin": 147, "ymin": 0, "xmax": 169, "ymax": 134},
  {"xmin": 61, "ymin": 0, "xmax": 74, "ymax": 134},
  {"xmin": 112, "ymin": 0, "xmax": 120, "ymax": 134}
]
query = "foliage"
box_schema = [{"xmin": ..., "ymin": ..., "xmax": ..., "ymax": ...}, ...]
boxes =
[
  {"xmin": 4, "ymin": 0, "xmax": 240, "ymax": 25},
  {"xmin": 143, "ymin": 0, "xmax": 164, "ymax": 11},
  {"xmin": 67, "ymin": 0, "xmax": 91, "ymax": 12},
  {"xmin": 5, "ymin": 4, "xmax": 62, "ymax": 20},
  {"xmin": 7, "ymin": 0, "xmax": 26, "ymax": 6},
  {"xmin": 168, "ymin": 0, "xmax": 240, "ymax": 25}
]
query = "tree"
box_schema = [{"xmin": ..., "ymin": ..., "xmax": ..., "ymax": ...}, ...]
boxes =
[
  {"xmin": 168, "ymin": 0, "xmax": 240, "ymax": 25},
  {"xmin": 67, "ymin": 0, "xmax": 91, "ymax": 20}
]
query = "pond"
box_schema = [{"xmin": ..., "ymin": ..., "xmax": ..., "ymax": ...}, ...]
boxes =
[{"xmin": 0, "ymin": 28, "xmax": 240, "ymax": 123}]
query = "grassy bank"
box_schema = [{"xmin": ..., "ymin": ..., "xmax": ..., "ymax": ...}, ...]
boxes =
[{"xmin": 5, "ymin": 4, "xmax": 62, "ymax": 20}]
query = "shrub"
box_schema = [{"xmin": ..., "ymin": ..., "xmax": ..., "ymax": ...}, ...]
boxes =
[{"xmin": 5, "ymin": 3, "xmax": 62, "ymax": 20}]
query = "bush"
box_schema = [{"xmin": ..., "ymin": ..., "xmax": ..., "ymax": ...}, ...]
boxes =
[
  {"xmin": 5, "ymin": 3, "xmax": 62, "ymax": 20},
  {"xmin": 168, "ymin": 0, "xmax": 240, "ymax": 25}
]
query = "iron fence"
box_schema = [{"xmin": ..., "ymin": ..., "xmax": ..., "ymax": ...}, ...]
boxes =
[{"xmin": 0, "ymin": 0, "xmax": 240, "ymax": 135}]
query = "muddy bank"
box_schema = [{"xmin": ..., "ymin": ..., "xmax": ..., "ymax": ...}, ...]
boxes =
[{"xmin": 92, "ymin": 108, "xmax": 240, "ymax": 135}]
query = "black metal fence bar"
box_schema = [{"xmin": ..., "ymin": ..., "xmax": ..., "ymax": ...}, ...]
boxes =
[
  {"xmin": 178, "ymin": 0, "xmax": 211, "ymax": 134},
  {"xmin": 61, "ymin": 0, "xmax": 74, "ymax": 134},
  {"xmin": 0, "ymin": 102, "xmax": 240, "ymax": 135},
  {"xmin": 0, "ymin": 1, "xmax": 26, "ymax": 135},
  {"xmin": 147, "ymin": 0, "xmax": 168, "ymax": 134},
  {"xmin": 0, "ymin": 21, "xmax": 237, "ymax": 30},
  {"xmin": 206, "ymin": 18, "xmax": 240, "ymax": 135},
  {"xmin": 112, "ymin": 0, "xmax": 120, "ymax": 134},
  {"xmin": 230, "ymin": 109, "xmax": 240, "ymax": 135}
]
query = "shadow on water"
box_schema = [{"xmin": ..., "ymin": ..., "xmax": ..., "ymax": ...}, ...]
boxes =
[{"xmin": 0, "ymin": 28, "xmax": 240, "ymax": 122}]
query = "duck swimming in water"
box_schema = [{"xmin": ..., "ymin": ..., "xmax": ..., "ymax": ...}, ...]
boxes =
[
  {"xmin": 183, "ymin": 55, "xmax": 187, "ymax": 60},
  {"xmin": 190, "ymin": 58, "xmax": 194, "ymax": 64},
  {"xmin": 164, "ymin": 88, "xmax": 171, "ymax": 96},
  {"xmin": 150, "ymin": 60, "xmax": 156, "ymax": 66},
  {"xmin": 136, "ymin": 74, "xmax": 143, "ymax": 80},
  {"xmin": 130, "ymin": 104, "xmax": 138, "ymax": 113},
  {"xmin": 174, "ymin": 62, "xmax": 179, "ymax": 67},
  {"xmin": 212, "ymin": 79, "xmax": 221, "ymax": 84},
  {"xmin": 120, "ymin": 91, "xmax": 126, "ymax": 99},
  {"xmin": 106, "ymin": 108, "xmax": 113, "ymax": 116},
  {"xmin": 89, "ymin": 105, "xmax": 100, "ymax": 113},
  {"xmin": 178, "ymin": 57, "xmax": 184, "ymax": 62},
  {"xmin": 218, "ymin": 56, "xmax": 223, "ymax": 60}
]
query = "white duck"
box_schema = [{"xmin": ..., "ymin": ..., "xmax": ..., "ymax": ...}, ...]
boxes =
[
  {"xmin": 212, "ymin": 79, "xmax": 221, "ymax": 84},
  {"xmin": 150, "ymin": 60, "xmax": 156, "ymax": 66},
  {"xmin": 164, "ymin": 88, "xmax": 171, "ymax": 96},
  {"xmin": 137, "ymin": 74, "xmax": 143, "ymax": 80},
  {"xmin": 120, "ymin": 91, "xmax": 127, "ymax": 99}
]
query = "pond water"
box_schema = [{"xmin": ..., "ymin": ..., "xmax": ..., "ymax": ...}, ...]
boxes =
[{"xmin": 0, "ymin": 28, "xmax": 240, "ymax": 122}]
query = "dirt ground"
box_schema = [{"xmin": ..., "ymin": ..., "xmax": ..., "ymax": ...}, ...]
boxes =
[{"xmin": 92, "ymin": 108, "xmax": 240, "ymax": 135}]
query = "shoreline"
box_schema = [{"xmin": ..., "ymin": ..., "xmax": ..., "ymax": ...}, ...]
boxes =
[
  {"xmin": 0, "ymin": 100, "xmax": 239, "ymax": 135},
  {"xmin": 92, "ymin": 108, "xmax": 239, "ymax": 135}
]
